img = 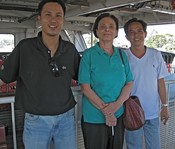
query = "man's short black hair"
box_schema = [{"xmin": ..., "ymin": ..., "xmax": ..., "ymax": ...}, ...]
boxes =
[
  {"xmin": 124, "ymin": 18, "xmax": 147, "ymax": 35},
  {"xmin": 93, "ymin": 13, "xmax": 119, "ymax": 38},
  {"xmin": 38, "ymin": 0, "xmax": 66, "ymax": 16}
]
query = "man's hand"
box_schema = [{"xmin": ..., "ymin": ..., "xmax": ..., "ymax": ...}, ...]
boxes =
[
  {"xmin": 160, "ymin": 107, "xmax": 170, "ymax": 125},
  {"xmin": 0, "ymin": 79, "xmax": 4, "ymax": 86}
]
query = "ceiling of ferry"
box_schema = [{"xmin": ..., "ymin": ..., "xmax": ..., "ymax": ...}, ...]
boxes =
[{"xmin": 0, "ymin": 0, "xmax": 175, "ymax": 31}]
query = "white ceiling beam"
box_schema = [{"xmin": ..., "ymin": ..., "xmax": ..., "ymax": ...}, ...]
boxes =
[{"xmin": 65, "ymin": 0, "xmax": 151, "ymax": 17}]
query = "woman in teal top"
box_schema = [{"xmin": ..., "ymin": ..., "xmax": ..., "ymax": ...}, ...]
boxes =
[{"xmin": 78, "ymin": 13, "xmax": 133, "ymax": 149}]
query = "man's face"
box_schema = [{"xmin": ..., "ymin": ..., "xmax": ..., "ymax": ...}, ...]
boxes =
[
  {"xmin": 38, "ymin": 2, "xmax": 64, "ymax": 37},
  {"xmin": 126, "ymin": 22, "xmax": 147, "ymax": 47}
]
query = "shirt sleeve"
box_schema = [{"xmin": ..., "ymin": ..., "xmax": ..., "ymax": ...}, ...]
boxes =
[
  {"xmin": 72, "ymin": 47, "xmax": 81, "ymax": 81},
  {"xmin": 157, "ymin": 51, "xmax": 169, "ymax": 79},
  {"xmin": 78, "ymin": 50, "xmax": 91, "ymax": 84},
  {"xmin": 122, "ymin": 51, "xmax": 133, "ymax": 83},
  {"xmin": 0, "ymin": 42, "xmax": 20, "ymax": 83}
]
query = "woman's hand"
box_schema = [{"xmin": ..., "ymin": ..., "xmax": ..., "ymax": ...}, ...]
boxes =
[
  {"xmin": 101, "ymin": 102, "xmax": 117, "ymax": 116},
  {"xmin": 105, "ymin": 114, "xmax": 117, "ymax": 126},
  {"xmin": 102, "ymin": 81, "xmax": 133, "ymax": 116}
]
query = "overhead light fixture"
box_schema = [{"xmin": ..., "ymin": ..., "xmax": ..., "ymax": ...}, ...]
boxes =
[
  {"xmin": 153, "ymin": 8, "xmax": 175, "ymax": 15},
  {"xmin": 71, "ymin": 21, "xmax": 90, "ymax": 26},
  {"xmin": 0, "ymin": 16, "xmax": 15, "ymax": 22}
]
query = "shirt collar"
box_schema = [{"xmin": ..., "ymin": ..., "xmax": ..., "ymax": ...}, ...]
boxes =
[
  {"xmin": 36, "ymin": 31, "xmax": 65, "ymax": 54},
  {"xmin": 94, "ymin": 42, "xmax": 119, "ymax": 56}
]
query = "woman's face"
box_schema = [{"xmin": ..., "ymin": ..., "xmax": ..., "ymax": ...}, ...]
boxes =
[{"xmin": 96, "ymin": 17, "xmax": 118, "ymax": 42}]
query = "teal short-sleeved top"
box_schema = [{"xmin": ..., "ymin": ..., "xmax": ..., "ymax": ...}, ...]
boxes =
[{"xmin": 78, "ymin": 43, "xmax": 133, "ymax": 123}]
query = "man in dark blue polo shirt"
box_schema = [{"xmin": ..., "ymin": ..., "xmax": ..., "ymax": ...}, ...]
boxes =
[{"xmin": 0, "ymin": 0, "xmax": 80, "ymax": 149}]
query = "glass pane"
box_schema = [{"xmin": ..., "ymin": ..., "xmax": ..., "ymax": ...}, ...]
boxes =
[{"xmin": 0, "ymin": 34, "xmax": 14, "ymax": 53}]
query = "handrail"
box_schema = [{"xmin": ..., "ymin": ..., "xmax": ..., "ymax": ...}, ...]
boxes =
[
  {"xmin": 163, "ymin": 79, "xmax": 175, "ymax": 149},
  {"xmin": 0, "ymin": 96, "xmax": 17, "ymax": 149},
  {"xmin": 165, "ymin": 79, "xmax": 175, "ymax": 85}
]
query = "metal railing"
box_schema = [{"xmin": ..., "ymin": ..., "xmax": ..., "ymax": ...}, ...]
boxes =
[
  {"xmin": 161, "ymin": 79, "xmax": 175, "ymax": 149},
  {"xmin": 73, "ymin": 79, "xmax": 175, "ymax": 149}
]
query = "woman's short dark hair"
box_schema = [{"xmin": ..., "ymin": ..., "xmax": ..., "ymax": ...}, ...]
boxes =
[
  {"xmin": 38, "ymin": 0, "xmax": 66, "ymax": 16},
  {"xmin": 124, "ymin": 18, "xmax": 147, "ymax": 35},
  {"xmin": 93, "ymin": 13, "xmax": 119, "ymax": 38}
]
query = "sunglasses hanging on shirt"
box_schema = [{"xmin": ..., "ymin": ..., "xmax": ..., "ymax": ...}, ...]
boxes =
[{"xmin": 48, "ymin": 58, "xmax": 60, "ymax": 77}]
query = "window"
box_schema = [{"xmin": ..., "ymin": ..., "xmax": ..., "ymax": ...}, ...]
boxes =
[{"xmin": 0, "ymin": 34, "xmax": 14, "ymax": 53}]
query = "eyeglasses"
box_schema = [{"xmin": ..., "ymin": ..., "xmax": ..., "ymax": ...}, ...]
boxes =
[{"xmin": 48, "ymin": 58, "xmax": 60, "ymax": 77}]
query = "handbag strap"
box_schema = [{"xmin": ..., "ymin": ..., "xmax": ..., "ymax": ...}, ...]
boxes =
[{"xmin": 119, "ymin": 49, "xmax": 124, "ymax": 65}]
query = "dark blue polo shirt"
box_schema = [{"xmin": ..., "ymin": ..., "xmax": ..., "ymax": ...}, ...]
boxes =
[{"xmin": 0, "ymin": 32, "xmax": 80, "ymax": 115}]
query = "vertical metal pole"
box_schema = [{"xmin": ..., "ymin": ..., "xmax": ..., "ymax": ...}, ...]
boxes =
[
  {"xmin": 163, "ymin": 83, "xmax": 170, "ymax": 149},
  {"xmin": 11, "ymin": 102, "xmax": 17, "ymax": 149},
  {"xmin": 91, "ymin": 31, "xmax": 93, "ymax": 47},
  {"xmin": 74, "ymin": 97, "xmax": 78, "ymax": 149}
]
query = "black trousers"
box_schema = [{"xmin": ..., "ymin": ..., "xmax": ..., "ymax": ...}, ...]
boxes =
[{"xmin": 81, "ymin": 115, "xmax": 125, "ymax": 149}]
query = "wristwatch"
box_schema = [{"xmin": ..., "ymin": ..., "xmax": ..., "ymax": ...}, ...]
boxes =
[{"xmin": 161, "ymin": 103, "xmax": 168, "ymax": 108}]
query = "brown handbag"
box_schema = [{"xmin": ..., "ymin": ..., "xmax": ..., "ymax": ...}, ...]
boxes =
[
  {"xmin": 118, "ymin": 50, "xmax": 145, "ymax": 130},
  {"xmin": 123, "ymin": 96, "xmax": 145, "ymax": 130}
]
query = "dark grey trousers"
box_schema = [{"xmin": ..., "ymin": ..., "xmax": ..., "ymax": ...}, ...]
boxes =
[{"xmin": 81, "ymin": 115, "xmax": 125, "ymax": 149}]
